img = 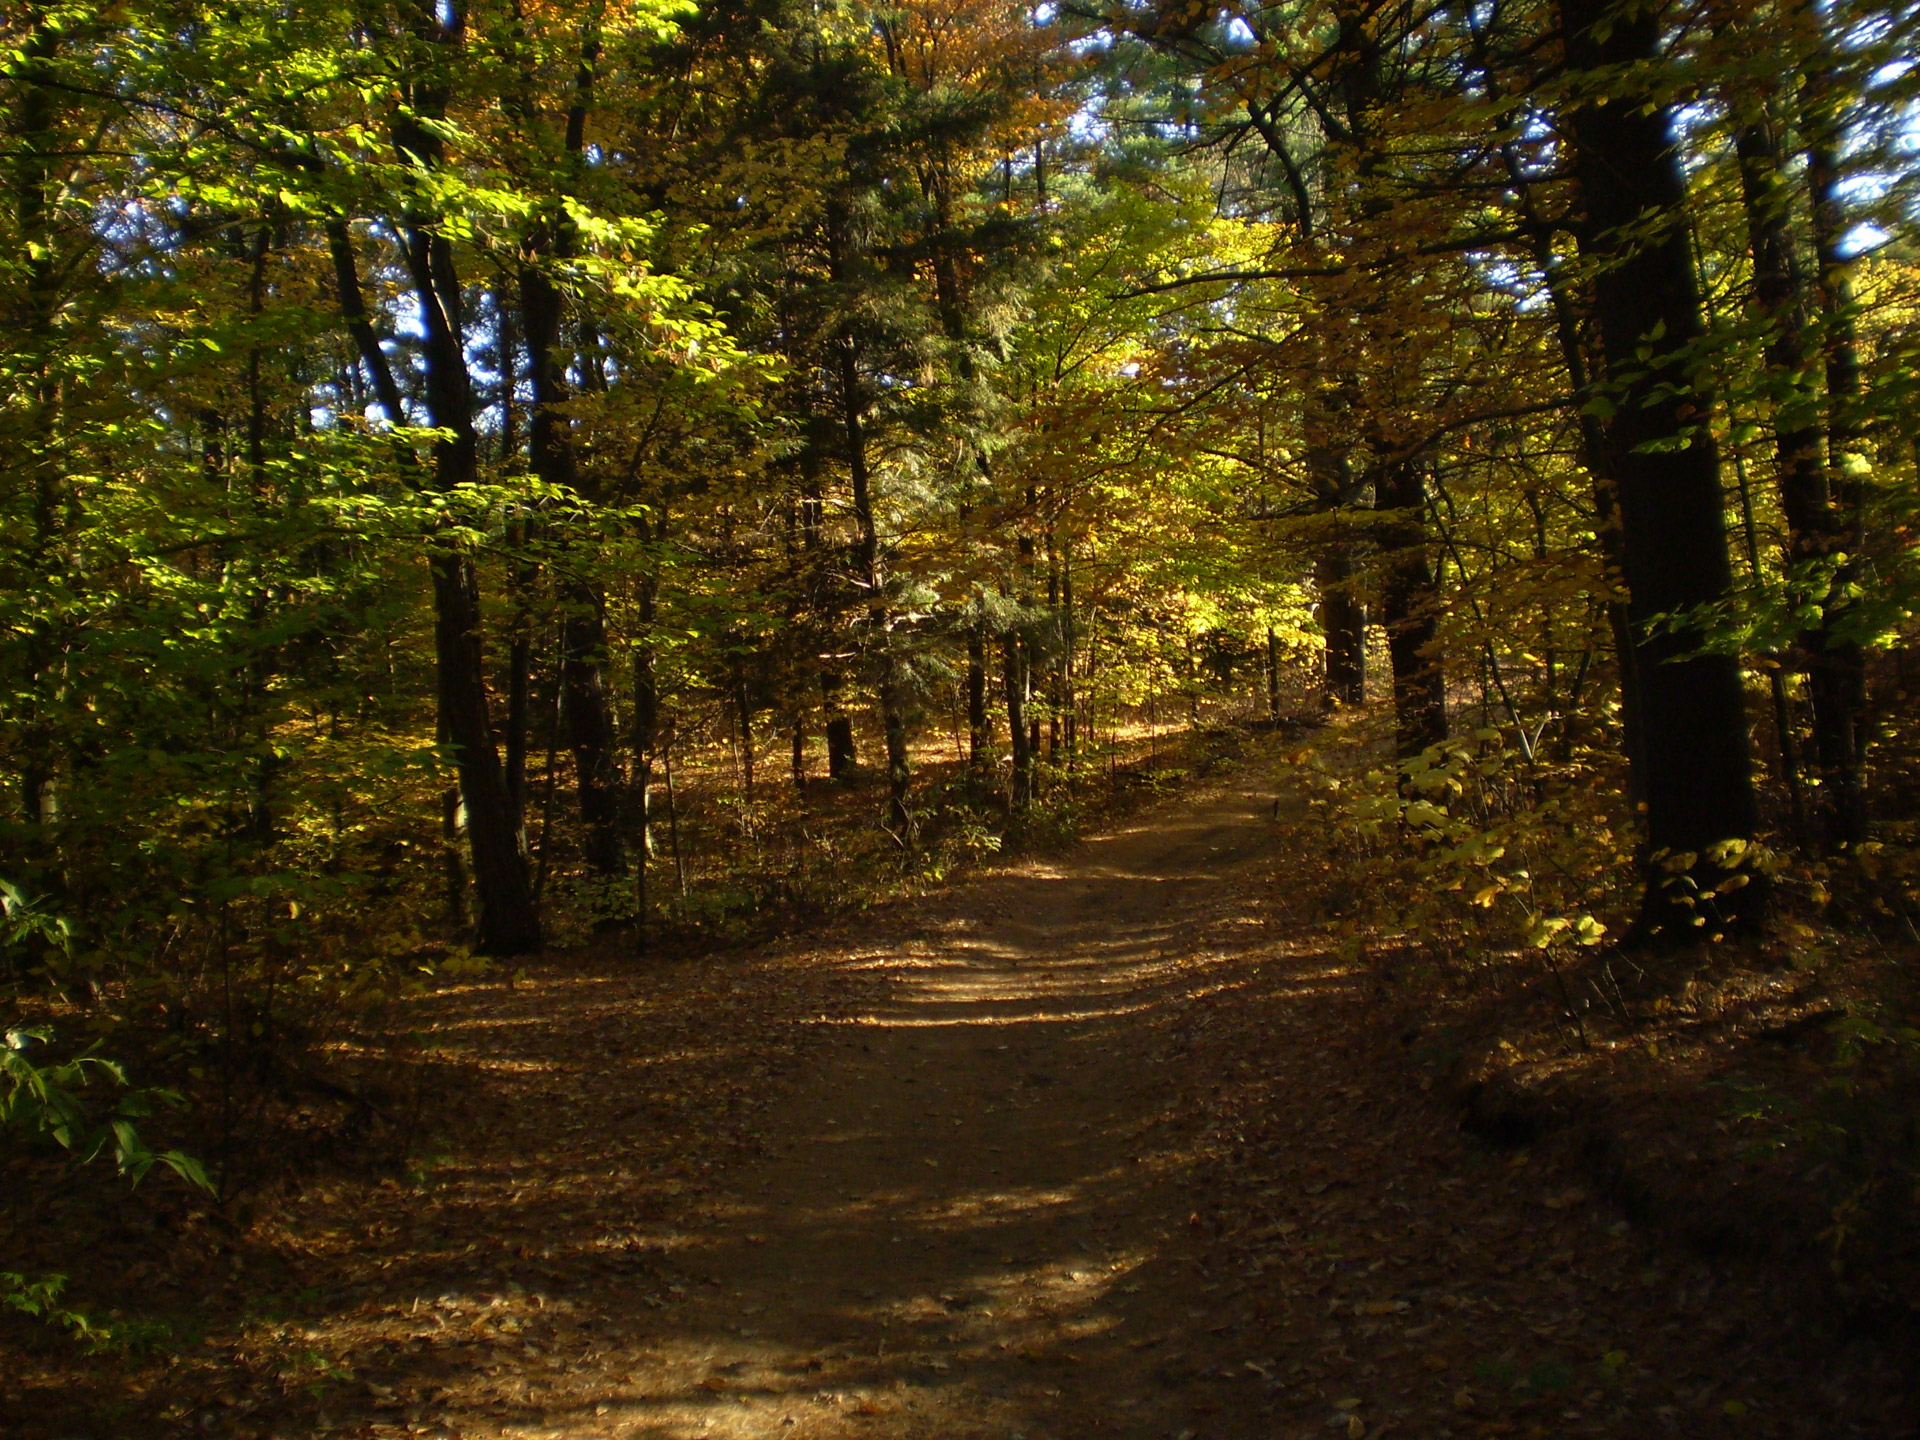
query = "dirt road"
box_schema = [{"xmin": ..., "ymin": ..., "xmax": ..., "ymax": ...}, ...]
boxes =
[{"xmin": 214, "ymin": 768, "xmax": 1905, "ymax": 1440}]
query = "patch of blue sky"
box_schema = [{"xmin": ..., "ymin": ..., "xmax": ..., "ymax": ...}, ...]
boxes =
[{"xmin": 1068, "ymin": 99, "xmax": 1111, "ymax": 144}]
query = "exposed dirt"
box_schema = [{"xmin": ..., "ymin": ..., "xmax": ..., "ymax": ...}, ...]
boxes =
[{"xmin": 6, "ymin": 756, "xmax": 1917, "ymax": 1439}]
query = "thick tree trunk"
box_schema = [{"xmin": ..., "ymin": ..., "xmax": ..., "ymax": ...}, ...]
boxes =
[
  {"xmin": 427, "ymin": 544, "xmax": 540, "ymax": 952},
  {"xmin": 1375, "ymin": 461, "xmax": 1447, "ymax": 757},
  {"xmin": 393, "ymin": 55, "xmax": 542, "ymax": 953},
  {"xmin": 1315, "ymin": 547, "xmax": 1367, "ymax": 709},
  {"xmin": 1492, "ymin": 93, "xmax": 1649, "ymax": 802},
  {"xmin": 823, "ymin": 671, "xmax": 856, "ymax": 780},
  {"xmin": 1561, "ymin": 0, "xmax": 1761, "ymax": 935}
]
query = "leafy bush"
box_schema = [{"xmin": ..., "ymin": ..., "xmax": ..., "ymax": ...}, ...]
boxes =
[{"xmin": 2, "ymin": 1027, "xmax": 210, "ymax": 1191}]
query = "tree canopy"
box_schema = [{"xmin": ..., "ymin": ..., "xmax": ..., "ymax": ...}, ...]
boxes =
[{"xmin": 2, "ymin": 0, "xmax": 1915, "ymax": 984}]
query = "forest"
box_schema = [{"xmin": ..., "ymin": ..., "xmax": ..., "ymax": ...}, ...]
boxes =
[{"xmin": 3, "ymin": 0, "xmax": 1918, "ymax": 1434}]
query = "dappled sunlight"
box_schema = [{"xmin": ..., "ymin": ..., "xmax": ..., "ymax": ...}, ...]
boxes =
[{"xmin": 185, "ymin": 779, "xmax": 1440, "ymax": 1440}]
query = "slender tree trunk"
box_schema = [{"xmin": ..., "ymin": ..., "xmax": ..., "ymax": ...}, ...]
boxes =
[
  {"xmin": 1046, "ymin": 535, "xmax": 1062, "ymax": 760},
  {"xmin": 1266, "ymin": 627, "xmax": 1282, "ymax": 722},
  {"xmin": 1375, "ymin": 460, "xmax": 1447, "ymax": 757},
  {"xmin": 661, "ymin": 734, "xmax": 688, "ymax": 919},
  {"xmin": 1798, "ymin": 66, "xmax": 1870, "ymax": 843},
  {"xmin": 1060, "ymin": 544, "xmax": 1077, "ymax": 765},
  {"xmin": 734, "ymin": 677, "xmax": 757, "ymax": 804},
  {"xmin": 631, "ymin": 567, "xmax": 658, "ymax": 945},
  {"xmin": 497, "ymin": 288, "xmax": 534, "ymax": 835},
  {"xmin": 1560, "ymin": 0, "xmax": 1762, "ymax": 935},
  {"xmin": 1004, "ymin": 627, "xmax": 1031, "ymax": 812},
  {"xmin": 520, "ymin": 259, "xmax": 623, "ymax": 874},
  {"xmin": 10, "ymin": 13, "xmax": 69, "ymax": 876},
  {"xmin": 561, "ymin": 598, "xmax": 623, "ymax": 874},
  {"xmin": 967, "ymin": 625, "xmax": 990, "ymax": 777},
  {"xmin": 510, "ymin": 28, "xmax": 621, "ymax": 875},
  {"xmin": 1722, "ymin": 101, "xmax": 1833, "ymax": 837},
  {"xmin": 503, "ymin": 510, "xmax": 537, "ymax": 835},
  {"xmin": 837, "ymin": 337, "xmax": 910, "ymax": 839}
]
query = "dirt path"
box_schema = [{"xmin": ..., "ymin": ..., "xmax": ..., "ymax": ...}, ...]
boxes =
[
  {"xmin": 633, "ymin": 781, "xmax": 1289, "ymax": 1440},
  {"xmin": 194, "ymin": 766, "xmax": 1907, "ymax": 1440}
]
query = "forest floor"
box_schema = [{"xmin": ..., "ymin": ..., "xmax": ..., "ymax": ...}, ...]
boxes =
[{"xmin": 6, "ymin": 738, "xmax": 1918, "ymax": 1439}]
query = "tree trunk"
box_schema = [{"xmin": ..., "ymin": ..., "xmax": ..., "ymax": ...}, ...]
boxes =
[
  {"xmin": 734, "ymin": 677, "xmax": 757, "ymax": 803},
  {"xmin": 1493, "ymin": 118, "xmax": 1649, "ymax": 801},
  {"xmin": 824, "ymin": 671, "xmax": 856, "ymax": 780},
  {"xmin": 838, "ymin": 335, "xmax": 910, "ymax": 839},
  {"xmin": 520, "ymin": 256, "xmax": 623, "ymax": 875},
  {"xmin": 1560, "ymin": 0, "xmax": 1762, "ymax": 935},
  {"xmin": 561, "ymin": 597, "xmax": 623, "ymax": 874},
  {"xmin": 427, "ymin": 545, "xmax": 540, "ymax": 952},
  {"xmin": 1315, "ymin": 547, "xmax": 1367, "ymax": 709},
  {"xmin": 1060, "ymin": 545, "xmax": 1077, "ymax": 764},
  {"xmin": 1266, "ymin": 627, "xmax": 1282, "ymax": 722},
  {"xmin": 1375, "ymin": 460, "xmax": 1447, "ymax": 757},
  {"xmin": 1729, "ymin": 103, "xmax": 1860, "ymax": 842},
  {"xmin": 503, "ymin": 512, "xmax": 536, "ymax": 834},
  {"xmin": 631, "ymin": 568, "xmax": 659, "ymax": 945},
  {"xmin": 391, "ymin": 45, "xmax": 542, "ymax": 954},
  {"xmin": 9, "ymin": 13, "xmax": 69, "ymax": 878},
  {"xmin": 1799, "ymin": 66, "xmax": 1870, "ymax": 843},
  {"xmin": 967, "ymin": 625, "xmax": 991, "ymax": 776},
  {"xmin": 1004, "ymin": 628, "xmax": 1031, "ymax": 812}
]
